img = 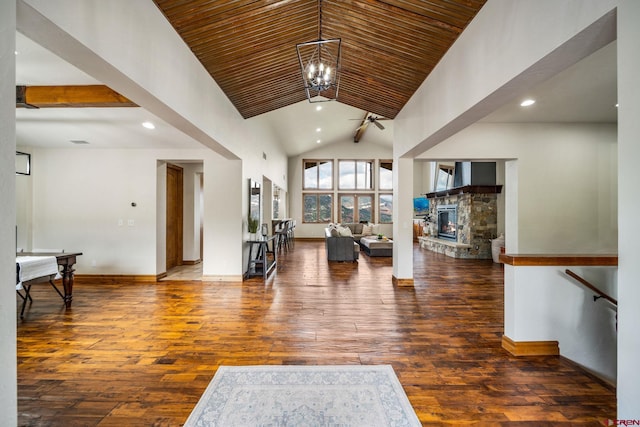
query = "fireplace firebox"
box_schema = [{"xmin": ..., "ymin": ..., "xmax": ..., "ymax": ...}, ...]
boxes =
[{"xmin": 437, "ymin": 205, "xmax": 457, "ymax": 241}]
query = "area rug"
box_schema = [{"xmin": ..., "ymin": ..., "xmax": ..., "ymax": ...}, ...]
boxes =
[{"xmin": 184, "ymin": 365, "xmax": 421, "ymax": 427}]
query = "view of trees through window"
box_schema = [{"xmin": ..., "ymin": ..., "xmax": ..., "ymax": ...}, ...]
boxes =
[
  {"xmin": 339, "ymin": 194, "xmax": 373, "ymax": 224},
  {"xmin": 303, "ymin": 193, "xmax": 332, "ymax": 223},
  {"xmin": 303, "ymin": 159, "xmax": 393, "ymax": 224},
  {"xmin": 379, "ymin": 194, "xmax": 392, "ymax": 223}
]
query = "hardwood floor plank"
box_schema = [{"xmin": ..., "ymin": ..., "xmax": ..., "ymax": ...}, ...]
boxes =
[{"xmin": 17, "ymin": 241, "xmax": 616, "ymax": 425}]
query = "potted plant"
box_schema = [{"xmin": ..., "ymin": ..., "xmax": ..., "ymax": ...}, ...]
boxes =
[{"xmin": 248, "ymin": 214, "xmax": 259, "ymax": 239}]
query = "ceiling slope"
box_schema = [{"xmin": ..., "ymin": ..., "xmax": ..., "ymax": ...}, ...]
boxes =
[{"xmin": 152, "ymin": 0, "xmax": 486, "ymax": 119}]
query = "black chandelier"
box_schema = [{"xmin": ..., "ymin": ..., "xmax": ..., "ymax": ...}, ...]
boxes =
[{"xmin": 296, "ymin": 0, "xmax": 341, "ymax": 102}]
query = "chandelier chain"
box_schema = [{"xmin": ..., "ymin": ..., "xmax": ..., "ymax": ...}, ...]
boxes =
[{"xmin": 318, "ymin": 0, "xmax": 322, "ymax": 41}]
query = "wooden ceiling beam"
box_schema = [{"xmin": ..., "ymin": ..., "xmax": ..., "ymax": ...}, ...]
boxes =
[{"xmin": 16, "ymin": 85, "xmax": 137, "ymax": 108}]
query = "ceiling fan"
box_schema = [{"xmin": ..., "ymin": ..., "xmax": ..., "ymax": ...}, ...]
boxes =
[{"xmin": 352, "ymin": 112, "xmax": 389, "ymax": 143}]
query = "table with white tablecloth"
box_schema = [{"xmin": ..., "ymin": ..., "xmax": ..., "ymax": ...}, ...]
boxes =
[
  {"xmin": 16, "ymin": 252, "xmax": 82, "ymax": 310},
  {"xmin": 16, "ymin": 256, "xmax": 60, "ymax": 291}
]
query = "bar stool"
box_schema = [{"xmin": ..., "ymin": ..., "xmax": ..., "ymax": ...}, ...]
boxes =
[
  {"xmin": 287, "ymin": 219, "xmax": 296, "ymax": 247},
  {"xmin": 275, "ymin": 220, "xmax": 291, "ymax": 252}
]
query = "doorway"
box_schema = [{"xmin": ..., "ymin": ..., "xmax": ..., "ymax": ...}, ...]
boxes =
[{"xmin": 166, "ymin": 163, "xmax": 183, "ymax": 270}]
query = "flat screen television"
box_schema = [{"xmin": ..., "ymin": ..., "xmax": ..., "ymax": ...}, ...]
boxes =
[{"xmin": 413, "ymin": 197, "xmax": 429, "ymax": 217}]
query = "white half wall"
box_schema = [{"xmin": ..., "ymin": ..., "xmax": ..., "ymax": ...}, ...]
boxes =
[{"xmin": 505, "ymin": 264, "xmax": 617, "ymax": 383}]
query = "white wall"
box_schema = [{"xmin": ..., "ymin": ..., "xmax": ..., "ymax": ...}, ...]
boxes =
[
  {"xmin": 23, "ymin": 148, "xmax": 206, "ymax": 275},
  {"xmin": 412, "ymin": 160, "xmax": 432, "ymax": 199},
  {"xmin": 419, "ymin": 123, "xmax": 618, "ymax": 254},
  {"xmin": 0, "ymin": 1, "xmax": 17, "ymax": 424},
  {"xmin": 289, "ymin": 140, "xmax": 393, "ymax": 238},
  {"xmin": 178, "ymin": 162, "xmax": 203, "ymax": 263},
  {"xmin": 505, "ymin": 264, "xmax": 617, "ymax": 383},
  {"xmin": 16, "ymin": 147, "xmax": 255, "ymax": 279},
  {"xmin": 617, "ymin": 0, "xmax": 640, "ymax": 417},
  {"xmin": 204, "ymin": 157, "xmax": 243, "ymax": 280}
]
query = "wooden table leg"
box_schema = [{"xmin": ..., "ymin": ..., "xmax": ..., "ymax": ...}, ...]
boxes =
[{"xmin": 58, "ymin": 256, "xmax": 78, "ymax": 308}]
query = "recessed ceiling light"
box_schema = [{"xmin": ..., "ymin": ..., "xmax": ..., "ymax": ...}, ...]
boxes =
[
  {"xmin": 520, "ymin": 99, "xmax": 535, "ymax": 107},
  {"xmin": 316, "ymin": 139, "xmax": 321, "ymax": 144},
  {"xmin": 316, "ymin": 106, "xmax": 322, "ymax": 111},
  {"xmin": 615, "ymin": 103, "xmax": 619, "ymax": 108},
  {"xmin": 316, "ymin": 128, "xmax": 321, "ymax": 132},
  {"xmin": 142, "ymin": 121, "xmax": 155, "ymax": 129}
]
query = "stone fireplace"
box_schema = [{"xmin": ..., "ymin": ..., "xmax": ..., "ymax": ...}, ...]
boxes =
[{"xmin": 419, "ymin": 185, "xmax": 502, "ymax": 259}]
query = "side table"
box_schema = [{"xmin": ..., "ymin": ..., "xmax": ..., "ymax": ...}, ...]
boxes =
[{"xmin": 246, "ymin": 235, "xmax": 277, "ymax": 279}]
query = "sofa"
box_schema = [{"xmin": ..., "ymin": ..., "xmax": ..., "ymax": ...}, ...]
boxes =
[
  {"xmin": 339, "ymin": 223, "xmax": 365, "ymax": 242},
  {"xmin": 340, "ymin": 222, "xmax": 381, "ymax": 243},
  {"xmin": 324, "ymin": 227, "xmax": 359, "ymax": 262}
]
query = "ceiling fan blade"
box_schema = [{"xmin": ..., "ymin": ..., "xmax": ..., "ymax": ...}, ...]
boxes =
[{"xmin": 373, "ymin": 120, "xmax": 385, "ymax": 130}]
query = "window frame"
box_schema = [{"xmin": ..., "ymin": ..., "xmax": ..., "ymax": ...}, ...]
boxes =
[
  {"xmin": 338, "ymin": 193, "xmax": 375, "ymax": 224},
  {"xmin": 378, "ymin": 160, "xmax": 393, "ymax": 191},
  {"xmin": 302, "ymin": 192, "xmax": 334, "ymax": 224},
  {"xmin": 303, "ymin": 159, "xmax": 334, "ymax": 191},
  {"xmin": 378, "ymin": 193, "xmax": 393, "ymax": 224},
  {"xmin": 338, "ymin": 159, "xmax": 374, "ymax": 190}
]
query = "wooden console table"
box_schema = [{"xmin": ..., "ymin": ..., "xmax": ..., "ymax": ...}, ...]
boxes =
[
  {"xmin": 17, "ymin": 251, "xmax": 82, "ymax": 308},
  {"xmin": 246, "ymin": 236, "xmax": 277, "ymax": 279}
]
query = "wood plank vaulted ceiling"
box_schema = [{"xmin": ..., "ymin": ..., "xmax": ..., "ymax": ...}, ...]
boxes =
[{"xmin": 153, "ymin": 0, "xmax": 486, "ymax": 119}]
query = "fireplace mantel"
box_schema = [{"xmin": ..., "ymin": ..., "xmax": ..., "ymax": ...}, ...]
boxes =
[{"xmin": 425, "ymin": 185, "xmax": 502, "ymax": 199}]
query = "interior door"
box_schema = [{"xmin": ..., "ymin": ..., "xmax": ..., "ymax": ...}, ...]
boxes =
[{"xmin": 166, "ymin": 164, "xmax": 183, "ymax": 270}]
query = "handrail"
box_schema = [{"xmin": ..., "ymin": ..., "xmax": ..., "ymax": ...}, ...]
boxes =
[{"xmin": 565, "ymin": 269, "xmax": 617, "ymax": 307}]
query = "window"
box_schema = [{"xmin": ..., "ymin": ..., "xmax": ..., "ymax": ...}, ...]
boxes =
[
  {"xmin": 339, "ymin": 194, "xmax": 373, "ymax": 223},
  {"xmin": 379, "ymin": 194, "xmax": 393, "ymax": 224},
  {"xmin": 339, "ymin": 160, "xmax": 373, "ymax": 190},
  {"xmin": 302, "ymin": 158, "xmax": 393, "ymax": 226},
  {"xmin": 304, "ymin": 160, "xmax": 333, "ymax": 190},
  {"xmin": 379, "ymin": 160, "xmax": 392, "ymax": 190},
  {"xmin": 273, "ymin": 186, "xmax": 281, "ymax": 219},
  {"xmin": 435, "ymin": 163, "xmax": 454, "ymax": 191},
  {"xmin": 303, "ymin": 193, "xmax": 333, "ymax": 223}
]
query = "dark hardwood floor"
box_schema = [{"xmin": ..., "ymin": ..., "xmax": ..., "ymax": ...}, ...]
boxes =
[{"xmin": 17, "ymin": 241, "xmax": 616, "ymax": 426}]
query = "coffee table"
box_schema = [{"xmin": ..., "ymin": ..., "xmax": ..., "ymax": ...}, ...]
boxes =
[{"xmin": 359, "ymin": 236, "xmax": 393, "ymax": 257}]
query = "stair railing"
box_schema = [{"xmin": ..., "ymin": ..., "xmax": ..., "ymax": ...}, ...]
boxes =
[{"xmin": 565, "ymin": 269, "xmax": 617, "ymax": 308}]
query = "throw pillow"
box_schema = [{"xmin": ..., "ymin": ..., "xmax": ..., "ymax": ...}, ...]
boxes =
[
  {"xmin": 370, "ymin": 223, "xmax": 381, "ymax": 235},
  {"xmin": 338, "ymin": 226, "xmax": 353, "ymax": 237},
  {"xmin": 330, "ymin": 227, "xmax": 340, "ymax": 237},
  {"xmin": 362, "ymin": 224, "xmax": 373, "ymax": 236},
  {"xmin": 353, "ymin": 223, "xmax": 364, "ymax": 234}
]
